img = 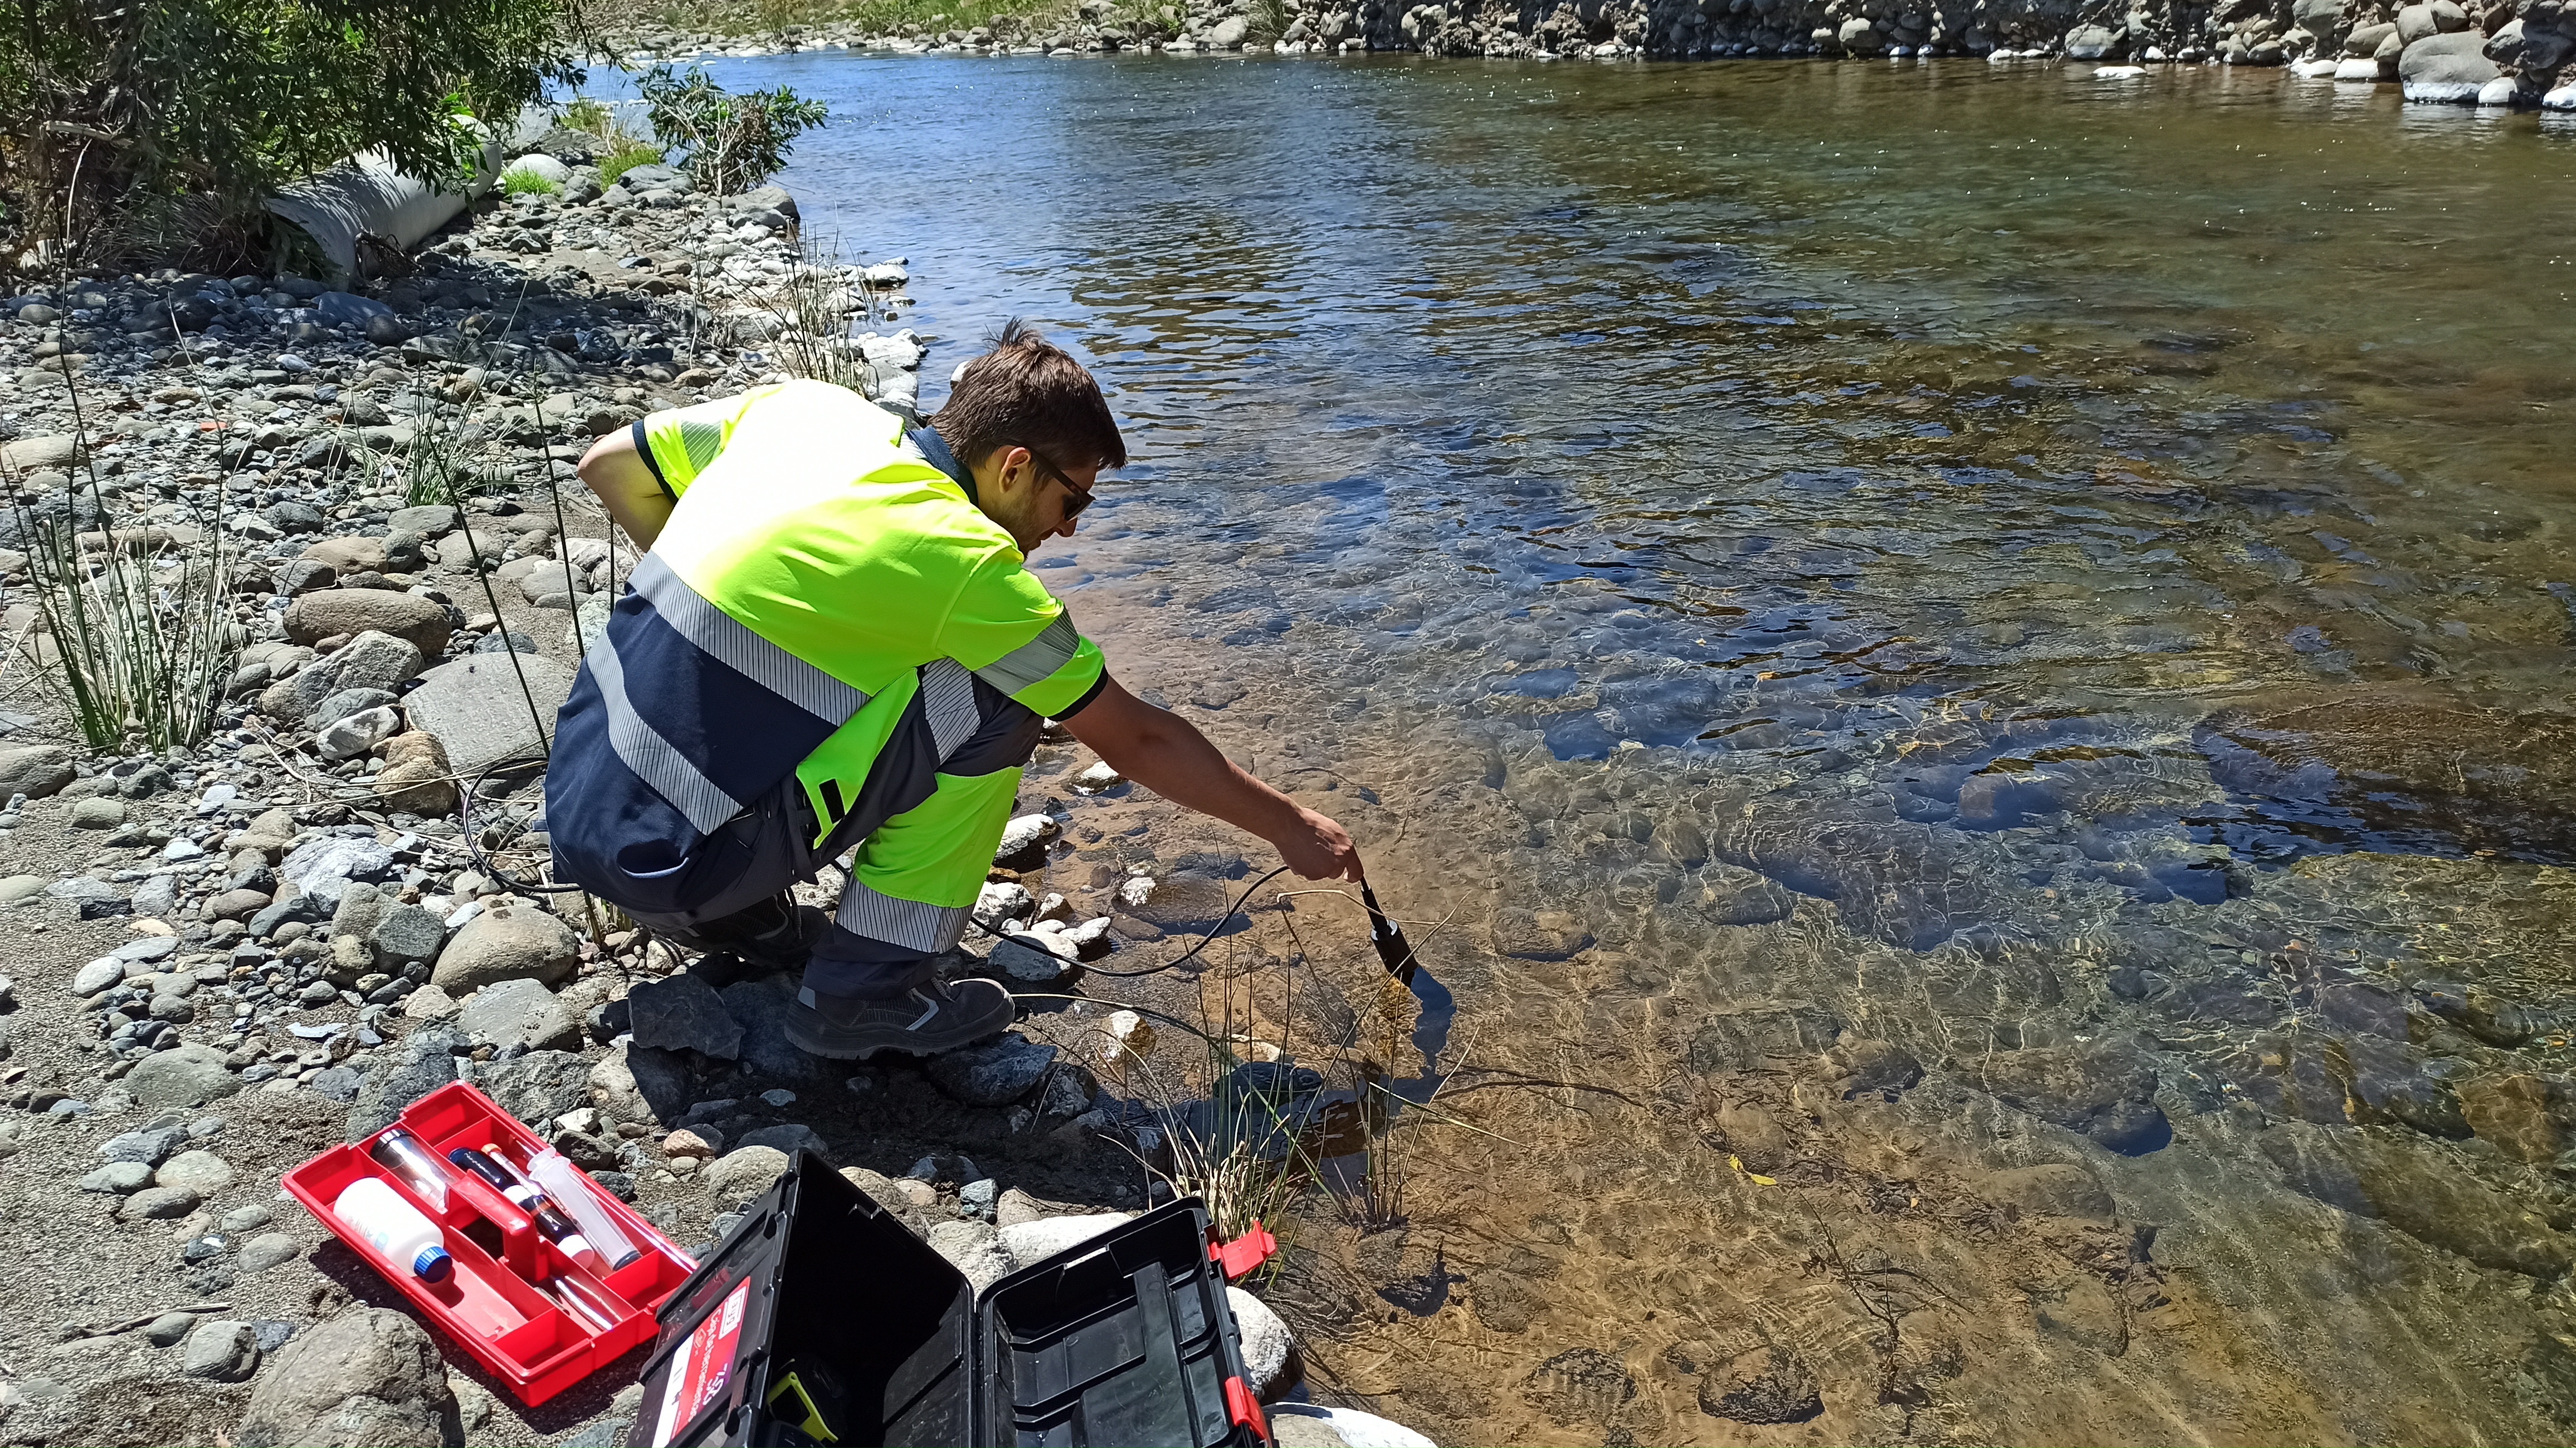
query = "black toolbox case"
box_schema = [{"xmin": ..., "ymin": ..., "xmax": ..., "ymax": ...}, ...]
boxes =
[{"xmin": 626, "ymin": 1149, "xmax": 1279, "ymax": 1448}]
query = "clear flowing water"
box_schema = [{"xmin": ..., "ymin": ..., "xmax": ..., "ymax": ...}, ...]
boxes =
[{"xmin": 700, "ymin": 54, "xmax": 2576, "ymax": 1444}]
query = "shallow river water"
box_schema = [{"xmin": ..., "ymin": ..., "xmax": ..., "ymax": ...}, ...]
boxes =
[{"xmin": 691, "ymin": 55, "xmax": 2576, "ymax": 1444}]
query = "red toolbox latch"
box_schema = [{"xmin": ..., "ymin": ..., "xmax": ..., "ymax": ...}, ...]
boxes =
[
  {"xmin": 1223, "ymin": 1376, "xmax": 1270, "ymax": 1444},
  {"xmin": 1210, "ymin": 1221, "xmax": 1277, "ymax": 1281}
]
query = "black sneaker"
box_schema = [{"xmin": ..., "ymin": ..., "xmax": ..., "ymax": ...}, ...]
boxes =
[
  {"xmin": 786, "ymin": 978, "xmax": 1015, "ymax": 1059},
  {"xmin": 665, "ymin": 894, "xmax": 827, "ymax": 976}
]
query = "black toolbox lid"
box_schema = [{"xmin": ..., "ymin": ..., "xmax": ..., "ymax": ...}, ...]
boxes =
[{"xmin": 627, "ymin": 1150, "xmax": 1272, "ymax": 1448}]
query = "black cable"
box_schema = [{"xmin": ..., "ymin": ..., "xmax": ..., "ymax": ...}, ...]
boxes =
[
  {"xmin": 969, "ymin": 865, "xmax": 1293, "ymax": 978},
  {"xmin": 455, "ymin": 750, "xmax": 584, "ymax": 894}
]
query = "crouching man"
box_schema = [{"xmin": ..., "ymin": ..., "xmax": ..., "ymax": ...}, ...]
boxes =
[{"xmin": 547, "ymin": 323, "xmax": 1360, "ymax": 1059}]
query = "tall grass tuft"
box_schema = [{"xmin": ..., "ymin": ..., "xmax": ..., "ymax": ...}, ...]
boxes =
[
  {"xmin": 8, "ymin": 364, "xmax": 241, "ymax": 751},
  {"xmin": 755, "ymin": 242, "xmax": 881, "ymax": 397}
]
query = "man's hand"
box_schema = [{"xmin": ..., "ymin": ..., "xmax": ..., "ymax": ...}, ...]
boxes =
[
  {"xmin": 1063, "ymin": 678, "xmax": 1363, "ymax": 882},
  {"xmin": 1276, "ymin": 805, "xmax": 1362, "ymax": 882}
]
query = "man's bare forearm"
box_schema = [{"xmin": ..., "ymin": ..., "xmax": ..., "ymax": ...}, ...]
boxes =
[{"xmin": 1063, "ymin": 678, "xmax": 1360, "ymax": 880}]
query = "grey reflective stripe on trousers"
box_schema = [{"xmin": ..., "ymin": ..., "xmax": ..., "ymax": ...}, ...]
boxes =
[
  {"xmin": 630, "ymin": 554, "xmax": 870, "ymax": 723},
  {"xmin": 835, "ymin": 877, "xmax": 973, "ymax": 953},
  {"xmin": 972, "ymin": 609, "xmax": 1080, "ymax": 696},
  {"xmin": 583, "ymin": 624, "xmax": 743, "ymax": 836}
]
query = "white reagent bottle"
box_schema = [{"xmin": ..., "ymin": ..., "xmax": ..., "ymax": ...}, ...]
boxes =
[{"xmin": 334, "ymin": 1176, "xmax": 456, "ymax": 1283}]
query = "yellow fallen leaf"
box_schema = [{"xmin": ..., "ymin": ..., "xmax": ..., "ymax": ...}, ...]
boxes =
[{"xmin": 1728, "ymin": 1155, "xmax": 1778, "ymax": 1187}]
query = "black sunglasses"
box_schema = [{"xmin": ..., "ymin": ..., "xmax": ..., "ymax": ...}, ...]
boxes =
[{"xmin": 1016, "ymin": 444, "xmax": 1095, "ymax": 520}]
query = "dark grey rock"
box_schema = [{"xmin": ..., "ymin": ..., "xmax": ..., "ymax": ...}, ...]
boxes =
[
  {"xmin": 47, "ymin": 875, "xmax": 131, "ymax": 918},
  {"xmin": 372, "ymin": 904, "xmax": 445, "ymax": 970},
  {"xmin": 344, "ymin": 1035, "xmax": 458, "ymax": 1141},
  {"xmin": 627, "ymin": 974, "xmax": 742, "ymax": 1059},
  {"xmin": 471, "ymin": 1048, "xmax": 592, "ymax": 1127},
  {"xmin": 98, "ymin": 1122, "xmax": 188, "ymax": 1166},
  {"xmin": 928, "ymin": 1033, "xmax": 1057, "ymax": 1107},
  {"xmin": 307, "ymin": 1065, "xmax": 365, "ymax": 1102},
  {"xmin": 738, "ymin": 1123, "xmax": 827, "ymax": 1159},
  {"xmin": 183, "ymin": 1318, "xmax": 261, "ymax": 1381},
  {"xmin": 720, "ymin": 975, "xmax": 823, "ymax": 1080}
]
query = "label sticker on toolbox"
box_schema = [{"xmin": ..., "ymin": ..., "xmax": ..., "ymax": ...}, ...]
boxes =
[{"xmin": 650, "ymin": 1279, "xmax": 750, "ymax": 1446}]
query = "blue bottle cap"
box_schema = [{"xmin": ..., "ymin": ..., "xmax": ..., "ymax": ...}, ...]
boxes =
[{"xmin": 413, "ymin": 1245, "xmax": 454, "ymax": 1283}]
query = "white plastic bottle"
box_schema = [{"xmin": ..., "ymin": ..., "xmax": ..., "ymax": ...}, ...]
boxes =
[{"xmin": 335, "ymin": 1176, "xmax": 456, "ymax": 1283}]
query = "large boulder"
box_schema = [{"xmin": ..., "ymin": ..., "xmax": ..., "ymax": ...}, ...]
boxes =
[
  {"xmin": 235, "ymin": 1306, "xmax": 464, "ymax": 1447},
  {"xmin": 456, "ymin": 977, "xmax": 580, "ymax": 1054},
  {"xmin": 2261, "ymin": 1121, "xmax": 2572, "ymax": 1276},
  {"xmin": 2066, "ymin": 22, "xmax": 2126, "ymax": 57},
  {"xmin": 2294, "ymin": 0, "xmax": 2348, "ymax": 47},
  {"xmin": 399, "ymin": 654, "xmax": 577, "ymax": 777},
  {"xmin": 125, "ymin": 1042, "xmax": 242, "ymax": 1109},
  {"xmin": 284, "ymin": 591, "xmax": 454, "ymax": 657},
  {"xmin": 430, "ymin": 904, "xmax": 577, "ymax": 993},
  {"xmin": 2400, "ymin": 30, "xmax": 2503, "ymax": 100},
  {"xmin": 258, "ymin": 630, "xmax": 425, "ymax": 728},
  {"xmin": 0, "ymin": 744, "xmax": 76, "ymax": 800}
]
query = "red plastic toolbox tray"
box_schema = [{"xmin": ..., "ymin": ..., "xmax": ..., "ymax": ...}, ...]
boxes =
[{"xmin": 284, "ymin": 1079, "xmax": 697, "ymax": 1407}]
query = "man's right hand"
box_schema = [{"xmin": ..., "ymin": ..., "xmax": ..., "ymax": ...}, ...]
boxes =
[{"xmin": 1274, "ymin": 804, "xmax": 1362, "ymax": 882}]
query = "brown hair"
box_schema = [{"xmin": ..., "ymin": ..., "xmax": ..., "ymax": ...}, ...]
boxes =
[{"xmin": 926, "ymin": 319, "xmax": 1126, "ymax": 474}]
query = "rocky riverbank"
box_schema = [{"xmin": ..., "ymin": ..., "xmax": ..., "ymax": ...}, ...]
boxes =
[
  {"xmin": 604, "ymin": 0, "xmax": 2576, "ymax": 107},
  {"xmin": 0, "ymin": 149, "xmax": 1422, "ymax": 1446}
]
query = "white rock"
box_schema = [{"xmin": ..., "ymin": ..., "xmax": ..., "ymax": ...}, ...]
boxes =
[
  {"xmin": 1115, "ymin": 877, "xmax": 1155, "ymax": 911},
  {"xmin": 504, "ymin": 153, "xmax": 572, "ymax": 184},
  {"xmin": 925, "ymin": 1219, "xmax": 1014, "ymax": 1290},
  {"xmin": 2094, "ymin": 64, "xmax": 2145, "ymax": 77},
  {"xmin": 1099, "ymin": 1008, "xmax": 1154, "ymax": 1065},
  {"xmin": 2334, "ymin": 56, "xmax": 2384, "ymax": 81},
  {"xmin": 1227, "ymin": 1286, "xmax": 1296, "ymax": 1400},
  {"xmin": 2546, "ymin": 82, "xmax": 2576, "ymax": 110},
  {"xmin": 2477, "ymin": 76, "xmax": 2519, "ymax": 105},
  {"xmin": 1063, "ymin": 917, "xmax": 1114, "ymax": 960},
  {"xmin": 2292, "ymin": 56, "xmax": 2340, "ymax": 76},
  {"xmin": 401, "ymin": 983, "xmax": 459, "ymax": 1021},
  {"xmin": 994, "ymin": 814, "xmax": 1058, "ymax": 862},
  {"xmin": 1070, "ymin": 760, "xmax": 1124, "ymax": 794},
  {"xmin": 973, "ymin": 880, "xmax": 1034, "ymax": 928},
  {"xmin": 998, "ymin": 1212, "xmax": 1130, "ymax": 1270},
  {"xmin": 316, "ymin": 705, "xmax": 401, "ymax": 761},
  {"xmin": 1271, "ymin": 1406, "xmax": 1438, "ymax": 1448}
]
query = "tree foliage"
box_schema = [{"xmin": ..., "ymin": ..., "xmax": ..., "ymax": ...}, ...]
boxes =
[
  {"xmin": 0, "ymin": 0, "xmax": 587, "ymax": 270},
  {"xmin": 634, "ymin": 62, "xmax": 824, "ymax": 195}
]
